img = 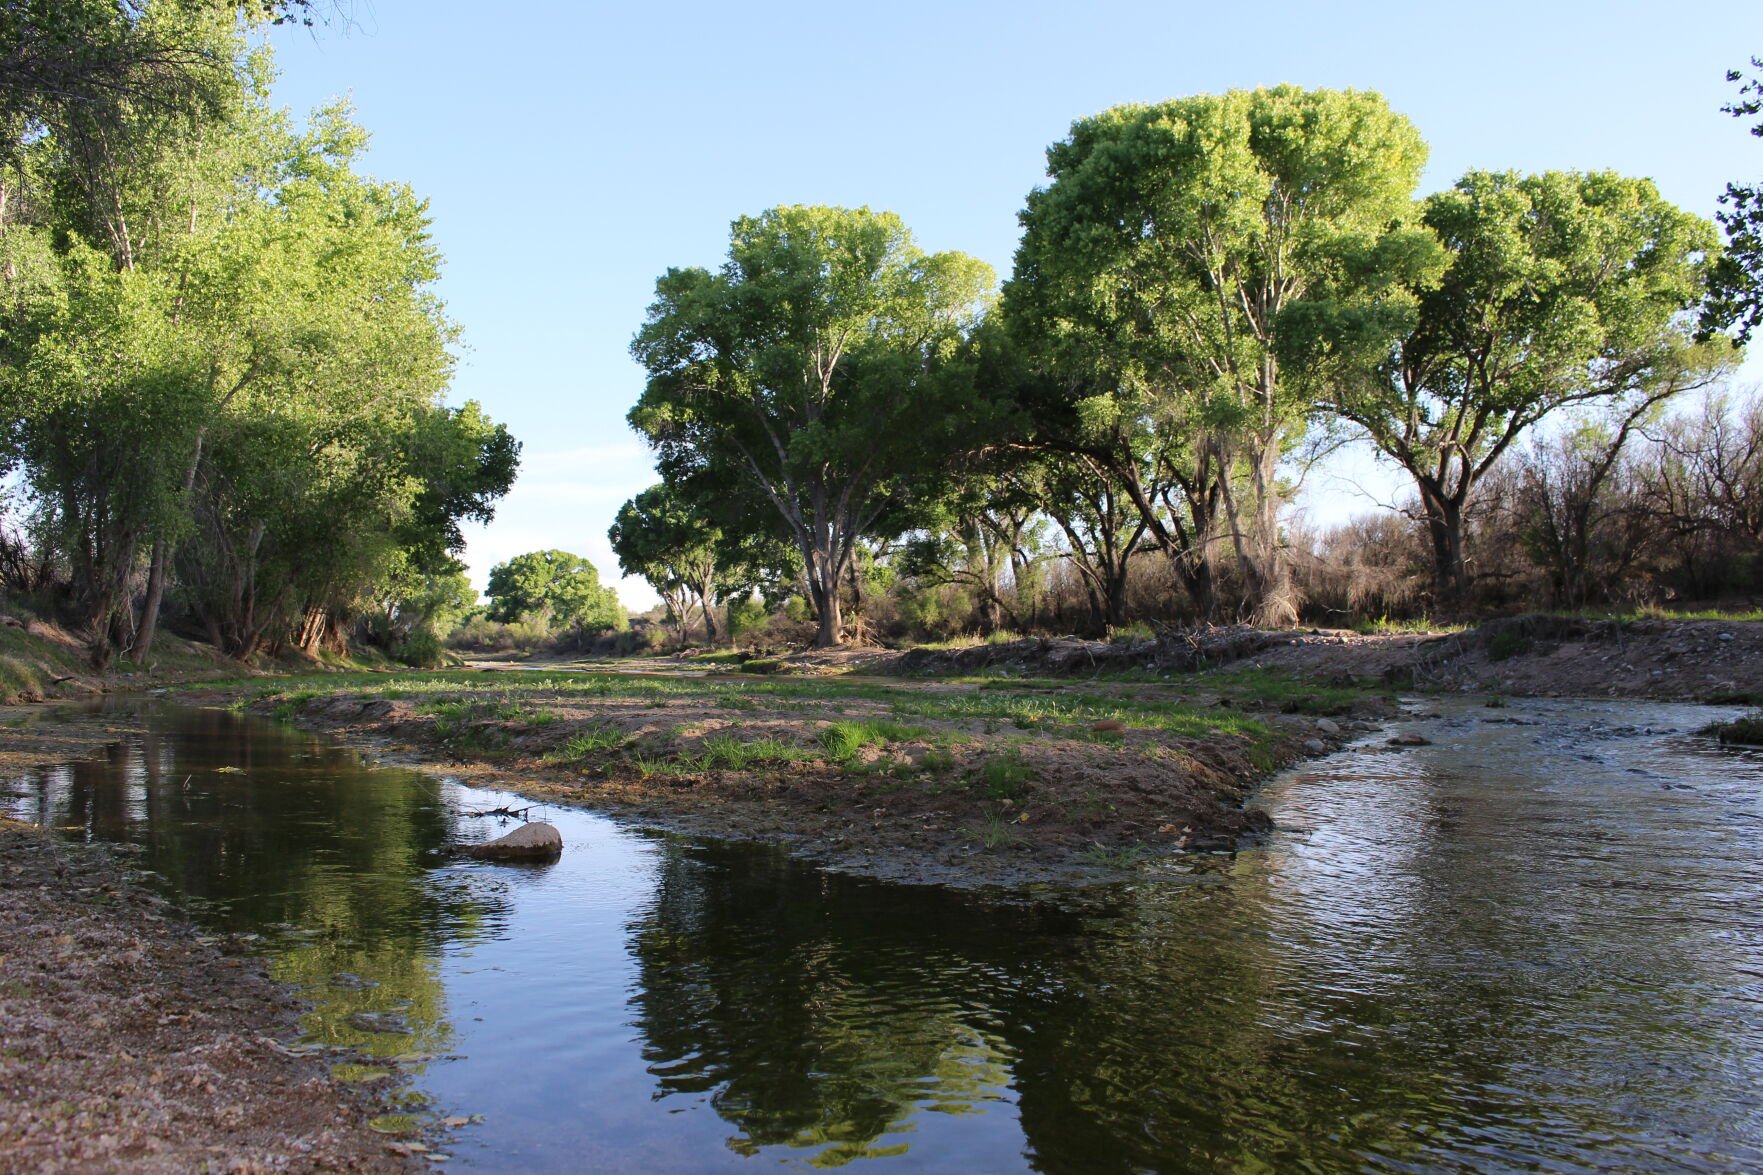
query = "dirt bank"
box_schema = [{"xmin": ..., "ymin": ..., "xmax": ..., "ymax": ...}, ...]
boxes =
[
  {"xmin": 0, "ymin": 819, "xmax": 414, "ymax": 1174},
  {"xmin": 880, "ymin": 616, "xmax": 1763, "ymax": 702},
  {"xmin": 185, "ymin": 669, "xmax": 1392, "ymax": 887}
]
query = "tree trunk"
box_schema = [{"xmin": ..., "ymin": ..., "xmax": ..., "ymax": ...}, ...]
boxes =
[
  {"xmin": 1422, "ymin": 490, "xmax": 1468, "ymax": 603},
  {"xmin": 700, "ymin": 593, "xmax": 719, "ymax": 646},
  {"xmin": 815, "ymin": 590, "xmax": 842, "ymax": 648},
  {"xmin": 132, "ymin": 432, "xmax": 208, "ymax": 663},
  {"xmin": 130, "ymin": 536, "xmax": 171, "ymax": 662}
]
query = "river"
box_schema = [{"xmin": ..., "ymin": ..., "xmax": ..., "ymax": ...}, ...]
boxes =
[{"xmin": 5, "ymin": 697, "xmax": 1761, "ymax": 1172}]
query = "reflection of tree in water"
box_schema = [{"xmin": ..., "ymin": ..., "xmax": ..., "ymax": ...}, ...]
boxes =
[
  {"xmin": 627, "ymin": 843, "xmax": 1066, "ymax": 1166},
  {"xmin": 625, "ymin": 837, "xmax": 1540, "ymax": 1174},
  {"xmin": 11, "ymin": 704, "xmax": 514, "ymax": 1068}
]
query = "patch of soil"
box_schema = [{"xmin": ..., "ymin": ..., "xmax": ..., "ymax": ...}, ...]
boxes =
[{"xmin": 0, "ymin": 820, "xmax": 414, "ymax": 1174}]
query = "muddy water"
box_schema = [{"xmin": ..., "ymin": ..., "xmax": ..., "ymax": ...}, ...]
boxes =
[{"xmin": 5, "ymin": 698, "xmax": 1762, "ymax": 1173}]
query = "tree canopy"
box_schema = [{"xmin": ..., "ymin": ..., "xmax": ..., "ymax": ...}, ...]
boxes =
[
  {"xmin": 1300, "ymin": 169, "xmax": 1721, "ymax": 597},
  {"xmin": 0, "ymin": 9, "xmax": 518, "ymax": 663},
  {"xmin": 1007, "ymin": 86, "xmax": 1433, "ymax": 623},
  {"xmin": 484, "ymin": 550, "xmax": 624, "ymax": 635},
  {"xmin": 629, "ymin": 204, "xmax": 994, "ymax": 647},
  {"xmin": 1703, "ymin": 56, "xmax": 1763, "ymax": 346}
]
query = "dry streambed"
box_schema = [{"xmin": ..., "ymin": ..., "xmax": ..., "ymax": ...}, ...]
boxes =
[{"xmin": 212, "ymin": 668, "xmax": 1393, "ymax": 882}]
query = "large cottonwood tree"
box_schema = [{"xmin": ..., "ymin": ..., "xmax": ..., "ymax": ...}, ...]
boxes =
[
  {"xmin": 1009, "ymin": 86, "xmax": 1432, "ymax": 625},
  {"xmin": 630, "ymin": 205, "xmax": 993, "ymax": 648},
  {"xmin": 1300, "ymin": 170, "xmax": 1721, "ymax": 601}
]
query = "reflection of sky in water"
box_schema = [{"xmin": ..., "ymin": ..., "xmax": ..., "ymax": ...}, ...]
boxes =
[{"xmin": 5, "ymin": 699, "xmax": 1763, "ymax": 1172}]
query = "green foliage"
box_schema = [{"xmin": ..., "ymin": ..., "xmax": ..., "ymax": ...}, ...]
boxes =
[
  {"xmin": 0, "ymin": 21, "xmax": 516, "ymax": 662},
  {"xmin": 1309, "ymin": 167, "xmax": 1720, "ymax": 596},
  {"xmin": 630, "ymin": 204, "xmax": 995, "ymax": 647},
  {"xmin": 609, "ymin": 483, "xmax": 718, "ymax": 644},
  {"xmin": 724, "ymin": 592, "xmax": 769, "ymax": 643},
  {"xmin": 485, "ymin": 550, "xmax": 625, "ymax": 634},
  {"xmin": 1009, "ymin": 86, "xmax": 1432, "ymax": 624},
  {"xmin": 391, "ymin": 629, "xmax": 444, "ymax": 669}
]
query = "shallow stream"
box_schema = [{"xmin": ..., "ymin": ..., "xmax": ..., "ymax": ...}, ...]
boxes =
[{"xmin": 5, "ymin": 698, "xmax": 1762, "ymax": 1172}]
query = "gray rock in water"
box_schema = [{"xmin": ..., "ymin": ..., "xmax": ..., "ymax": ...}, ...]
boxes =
[
  {"xmin": 1314, "ymin": 717, "xmax": 1341, "ymax": 736},
  {"xmin": 464, "ymin": 821, "xmax": 563, "ymax": 861},
  {"xmin": 1302, "ymin": 738, "xmax": 1327, "ymax": 755},
  {"xmin": 348, "ymin": 1011, "xmax": 411, "ymax": 1034}
]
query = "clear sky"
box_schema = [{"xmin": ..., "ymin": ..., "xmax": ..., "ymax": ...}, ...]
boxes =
[{"xmin": 264, "ymin": 0, "xmax": 1763, "ymax": 608}]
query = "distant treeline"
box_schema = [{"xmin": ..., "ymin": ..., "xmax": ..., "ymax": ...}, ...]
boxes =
[
  {"xmin": 610, "ymin": 80, "xmax": 1763, "ymax": 647},
  {"xmin": 0, "ymin": 2, "xmax": 517, "ymax": 666}
]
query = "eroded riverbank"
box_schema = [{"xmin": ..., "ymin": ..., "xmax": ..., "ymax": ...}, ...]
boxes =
[{"xmin": 185, "ymin": 667, "xmax": 1393, "ymax": 886}]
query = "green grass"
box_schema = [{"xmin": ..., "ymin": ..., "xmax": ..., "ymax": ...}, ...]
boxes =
[
  {"xmin": 1702, "ymin": 710, "xmax": 1763, "ymax": 746},
  {"xmin": 695, "ymin": 733, "xmax": 813, "ymax": 770},
  {"xmin": 908, "ymin": 630, "xmax": 1030, "ymax": 652},
  {"xmin": 740, "ymin": 658, "xmax": 785, "ymax": 675},
  {"xmin": 976, "ymin": 750, "xmax": 1033, "ymax": 800},
  {"xmin": 1557, "ymin": 605, "xmax": 1763, "ymax": 623},
  {"xmin": 920, "ymin": 747, "xmax": 956, "ymax": 773},
  {"xmin": 818, "ymin": 719, "xmax": 927, "ymax": 763},
  {"xmin": 542, "ymin": 724, "xmax": 631, "ymax": 763},
  {"xmin": 966, "ymin": 812, "xmax": 1026, "ymax": 850},
  {"xmin": 224, "ymin": 662, "xmax": 1369, "ymax": 773},
  {"xmin": 1349, "ymin": 615, "xmax": 1467, "ymax": 635}
]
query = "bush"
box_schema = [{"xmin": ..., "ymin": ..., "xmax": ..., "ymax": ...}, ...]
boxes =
[
  {"xmin": 1705, "ymin": 711, "xmax": 1763, "ymax": 746},
  {"xmin": 725, "ymin": 593, "xmax": 769, "ymax": 642},
  {"xmin": 393, "ymin": 629, "xmax": 445, "ymax": 668}
]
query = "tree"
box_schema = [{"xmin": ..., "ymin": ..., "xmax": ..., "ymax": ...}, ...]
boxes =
[
  {"xmin": 1, "ymin": 31, "xmax": 518, "ymax": 663},
  {"xmin": 897, "ymin": 466, "xmax": 1047, "ymax": 636},
  {"xmin": 630, "ymin": 205, "xmax": 994, "ymax": 648},
  {"xmin": 1009, "ymin": 87, "xmax": 1432, "ymax": 625},
  {"xmin": 1303, "ymin": 170, "xmax": 1722, "ymax": 601},
  {"xmin": 1703, "ymin": 56, "xmax": 1763, "ymax": 345},
  {"xmin": 485, "ymin": 550, "xmax": 624, "ymax": 635},
  {"xmin": 609, "ymin": 483, "xmax": 721, "ymax": 648}
]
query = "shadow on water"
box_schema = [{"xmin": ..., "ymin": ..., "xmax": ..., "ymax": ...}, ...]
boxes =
[{"xmin": 5, "ymin": 698, "xmax": 1763, "ymax": 1171}]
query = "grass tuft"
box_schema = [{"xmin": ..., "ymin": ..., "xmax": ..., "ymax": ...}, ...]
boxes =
[{"xmin": 818, "ymin": 719, "xmax": 926, "ymax": 764}]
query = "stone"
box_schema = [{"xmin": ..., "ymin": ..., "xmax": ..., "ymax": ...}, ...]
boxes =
[
  {"xmin": 1302, "ymin": 739, "xmax": 1327, "ymax": 754},
  {"xmin": 1387, "ymin": 733, "xmax": 1431, "ymax": 747},
  {"xmin": 1314, "ymin": 717, "xmax": 1341, "ymax": 736},
  {"xmin": 464, "ymin": 821, "xmax": 563, "ymax": 861}
]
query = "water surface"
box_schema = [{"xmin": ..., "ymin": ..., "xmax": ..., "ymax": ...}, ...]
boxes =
[{"xmin": 5, "ymin": 698, "xmax": 1761, "ymax": 1172}]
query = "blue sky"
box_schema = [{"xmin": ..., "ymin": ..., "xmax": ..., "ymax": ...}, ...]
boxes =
[{"xmin": 266, "ymin": 0, "xmax": 1763, "ymax": 607}]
